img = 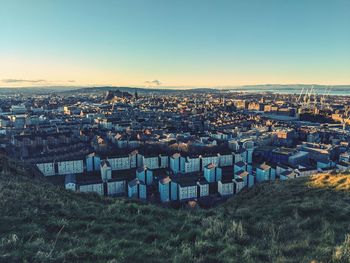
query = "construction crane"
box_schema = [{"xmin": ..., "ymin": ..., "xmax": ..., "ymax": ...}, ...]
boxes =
[
  {"xmin": 273, "ymin": 93, "xmax": 278, "ymax": 102},
  {"xmin": 305, "ymin": 86, "xmax": 313, "ymax": 108},
  {"xmin": 342, "ymin": 117, "xmax": 350, "ymax": 130},
  {"xmin": 306, "ymin": 85, "xmax": 318, "ymax": 108},
  {"xmin": 297, "ymin": 87, "xmax": 305, "ymax": 102},
  {"xmin": 312, "ymin": 86, "xmax": 318, "ymax": 104},
  {"xmin": 303, "ymin": 87, "xmax": 310, "ymax": 105},
  {"xmin": 341, "ymin": 109, "xmax": 350, "ymax": 130},
  {"xmin": 320, "ymin": 86, "xmax": 332, "ymax": 108}
]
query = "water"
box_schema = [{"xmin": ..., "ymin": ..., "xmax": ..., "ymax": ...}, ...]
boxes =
[{"xmin": 234, "ymin": 86, "xmax": 350, "ymax": 96}]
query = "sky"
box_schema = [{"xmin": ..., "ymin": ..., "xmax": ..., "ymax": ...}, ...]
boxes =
[{"xmin": 1, "ymin": 0, "xmax": 350, "ymax": 88}]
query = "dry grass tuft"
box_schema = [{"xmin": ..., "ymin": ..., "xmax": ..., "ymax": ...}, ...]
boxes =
[{"xmin": 308, "ymin": 173, "xmax": 350, "ymax": 191}]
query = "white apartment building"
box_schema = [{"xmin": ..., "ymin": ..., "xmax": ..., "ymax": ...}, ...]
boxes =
[
  {"xmin": 36, "ymin": 162, "xmax": 55, "ymax": 176},
  {"xmin": 79, "ymin": 182, "xmax": 104, "ymax": 195},
  {"xmin": 180, "ymin": 156, "xmax": 201, "ymax": 173},
  {"xmin": 218, "ymin": 180, "xmax": 234, "ymax": 196},
  {"xmin": 57, "ymin": 160, "xmax": 84, "ymax": 175},
  {"xmin": 107, "ymin": 155, "xmax": 131, "ymax": 170},
  {"xmin": 218, "ymin": 153, "xmax": 233, "ymax": 167},
  {"xmin": 107, "ymin": 180, "xmax": 126, "ymax": 195},
  {"xmin": 200, "ymin": 154, "xmax": 219, "ymax": 170},
  {"xmin": 178, "ymin": 184, "xmax": 197, "ymax": 200}
]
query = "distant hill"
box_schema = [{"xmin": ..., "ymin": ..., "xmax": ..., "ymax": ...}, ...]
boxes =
[
  {"xmin": 54, "ymin": 84, "xmax": 350, "ymax": 95},
  {"xmin": 1, "ymin": 84, "xmax": 350, "ymax": 96},
  {"xmin": 60, "ymin": 86, "xmax": 221, "ymax": 95},
  {"xmin": 0, "ymin": 157, "xmax": 350, "ymax": 262}
]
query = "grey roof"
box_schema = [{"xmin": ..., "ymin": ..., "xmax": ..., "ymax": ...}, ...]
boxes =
[
  {"xmin": 235, "ymin": 161, "xmax": 246, "ymax": 167},
  {"xmin": 65, "ymin": 174, "xmax": 76, "ymax": 184}
]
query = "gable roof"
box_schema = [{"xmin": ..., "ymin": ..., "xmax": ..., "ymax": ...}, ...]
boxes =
[{"xmin": 128, "ymin": 178, "xmax": 145, "ymax": 187}]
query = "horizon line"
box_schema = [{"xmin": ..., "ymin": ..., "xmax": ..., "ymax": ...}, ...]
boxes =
[{"xmin": 1, "ymin": 83, "xmax": 350, "ymax": 90}]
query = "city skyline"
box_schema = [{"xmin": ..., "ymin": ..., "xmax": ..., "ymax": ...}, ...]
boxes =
[{"xmin": 1, "ymin": 0, "xmax": 350, "ymax": 87}]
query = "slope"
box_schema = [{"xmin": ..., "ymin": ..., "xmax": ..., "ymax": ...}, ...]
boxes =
[{"xmin": 0, "ymin": 157, "xmax": 350, "ymax": 263}]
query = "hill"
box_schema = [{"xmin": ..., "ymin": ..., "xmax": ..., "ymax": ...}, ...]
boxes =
[{"xmin": 0, "ymin": 157, "xmax": 350, "ymax": 262}]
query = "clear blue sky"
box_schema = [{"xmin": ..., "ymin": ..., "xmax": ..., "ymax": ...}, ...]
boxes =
[{"xmin": 1, "ymin": 0, "xmax": 349, "ymax": 87}]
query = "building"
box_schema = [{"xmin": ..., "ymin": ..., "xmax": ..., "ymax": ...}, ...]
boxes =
[
  {"xmin": 317, "ymin": 161, "xmax": 335, "ymax": 170},
  {"xmin": 79, "ymin": 181, "xmax": 104, "ymax": 195},
  {"xmin": 218, "ymin": 178, "xmax": 234, "ymax": 196},
  {"xmin": 276, "ymin": 128, "xmax": 295, "ymax": 140},
  {"xmin": 136, "ymin": 167, "xmax": 154, "ymax": 185},
  {"xmin": 295, "ymin": 167, "xmax": 318, "ymax": 177},
  {"xmin": 270, "ymin": 147, "xmax": 295, "ymax": 164},
  {"xmin": 256, "ymin": 163, "xmax": 276, "ymax": 182},
  {"xmin": 159, "ymin": 154, "xmax": 169, "ymax": 168},
  {"xmin": 100, "ymin": 160, "xmax": 112, "ymax": 182},
  {"xmin": 288, "ymin": 151, "xmax": 309, "ymax": 166},
  {"xmin": 235, "ymin": 170, "xmax": 253, "ymax": 188},
  {"xmin": 218, "ymin": 153, "xmax": 233, "ymax": 167},
  {"xmin": 197, "ymin": 179, "xmax": 209, "ymax": 198},
  {"xmin": 171, "ymin": 178, "xmax": 198, "ymax": 201},
  {"xmin": 86, "ymin": 153, "xmax": 101, "ymax": 172},
  {"xmin": 297, "ymin": 142, "xmax": 333, "ymax": 163},
  {"xmin": 270, "ymin": 147, "xmax": 308, "ymax": 166},
  {"xmin": 11, "ymin": 104, "xmax": 27, "ymax": 114},
  {"xmin": 107, "ymin": 179, "xmax": 126, "ymax": 196},
  {"xmin": 234, "ymin": 161, "xmax": 250, "ymax": 174},
  {"xmin": 280, "ymin": 170, "xmax": 298, "ymax": 180},
  {"xmin": 128, "ymin": 178, "xmax": 147, "ymax": 199},
  {"xmin": 203, "ymin": 163, "xmax": 222, "ymax": 183},
  {"xmin": 336, "ymin": 161, "xmax": 350, "ymax": 172},
  {"xmin": 65, "ymin": 174, "xmax": 77, "ymax": 191},
  {"xmin": 339, "ymin": 152, "xmax": 350, "ymax": 163},
  {"xmin": 180, "ymin": 156, "xmax": 200, "ymax": 174},
  {"xmin": 170, "ymin": 153, "xmax": 181, "ymax": 174},
  {"xmin": 107, "ymin": 154, "xmax": 133, "ymax": 171},
  {"xmin": 241, "ymin": 140, "xmax": 254, "ymax": 164},
  {"xmin": 13, "ymin": 115, "xmax": 26, "ymax": 129},
  {"xmin": 57, "ymin": 159, "xmax": 84, "ymax": 175},
  {"xmin": 159, "ymin": 176, "xmax": 172, "ymax": 202},
  {"xmin": 36, "ymin": 162, "xmax": 55, "ymax": 176},
  {"xmin": 178, "ymin": 181, "xmax": 197, "ymax": 201},
  {"xmin": 142, "ymin": 154, "xmax": 160, "ymax": 169},
  {"xmin": 233, "ymin": 177, "xmax": 245, "ymax": 193},
  {"xmin": 200, "ymin": 154, "xmax": 219, "ymax": 170},
  {"xmin": 276, "ymin": 164, "xmax": 291, "ymax": 176},
  {"xmin": 37, "ymin": 159, "xmax": 84, "ymax": 176}
]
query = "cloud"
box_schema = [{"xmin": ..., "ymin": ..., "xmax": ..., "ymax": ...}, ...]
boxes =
[
  {"xmin": 67, "ymin": 80, "xmax": 76, "ymax": 83},
  {"xmin": 1, "ymin": 78, "xmax": 46, "ymax": 83},
  {"xmin": 145, "ymin": 80, "xmax": 161, "ymax": 87}
]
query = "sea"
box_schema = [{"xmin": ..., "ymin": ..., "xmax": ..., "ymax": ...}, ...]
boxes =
[{"xmin": 232, "ymin": 86, "xmax": 350, "ymax": 96}]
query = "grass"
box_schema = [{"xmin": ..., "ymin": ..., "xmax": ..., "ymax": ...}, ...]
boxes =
[
  {"xmin": 0, "ymin": 157, "xmax": 350, "ymax": 262},
  {"xmin": 308, "ymin": 173, "xmax": 350, "ymax": 191}
]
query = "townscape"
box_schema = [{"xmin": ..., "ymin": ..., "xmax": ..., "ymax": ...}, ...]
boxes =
[
  {"xmin": 1, "ymin": 87, "xmax": 350, "ymax": 207},
  {"xmin": 2, "ymin": 1, "xmax": 350, "ymax": 261}
]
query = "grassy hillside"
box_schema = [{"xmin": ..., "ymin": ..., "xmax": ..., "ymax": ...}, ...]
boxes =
[{"xmin": 1, "ymin": 158, "xmax": 350, "ymax": 263}]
